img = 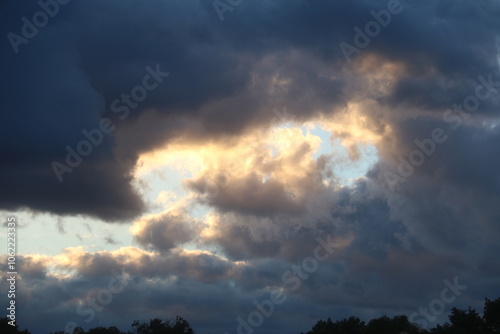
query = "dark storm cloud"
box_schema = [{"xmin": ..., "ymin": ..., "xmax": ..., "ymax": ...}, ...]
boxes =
[
  {"xmin": 189, "ymin": 171, "xmax": 499, "ymax": 329},
  {"xmin": 0, "ymin": 0, "xmax": 145, "ymax": 221},
  {"xmin": 2, "ymin": 0, "xmax": 500, "ymax": 221},
  {"xmin": 368, "ymin": 115, "xmax": 500, "ymax": 253},
  {"xmin": 0, "ymin": 0, "xmax": 341, "ymax": 220}
]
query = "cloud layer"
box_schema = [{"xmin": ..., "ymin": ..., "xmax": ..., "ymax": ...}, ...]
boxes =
[{"xmin": 1, "ymin": 0, "xmax": 500, "ymax": 333}]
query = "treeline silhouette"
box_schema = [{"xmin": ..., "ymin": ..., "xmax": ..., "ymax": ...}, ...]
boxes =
[
  {"xmin": 0, "ymin": 317, "xmax": 194, "ymax": 334},
  {"xmin": 301, "ymin": 297, "xmax": 500, "ymax": 334},
  {"xmin": 1, "ymin": 297, "xmax": 499, "ymax": 334}
]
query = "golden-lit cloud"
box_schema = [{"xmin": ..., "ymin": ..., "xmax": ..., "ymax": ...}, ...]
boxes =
[{"xmin": 134, "ymin": 119, "xmax": 336, "ymax": 215}]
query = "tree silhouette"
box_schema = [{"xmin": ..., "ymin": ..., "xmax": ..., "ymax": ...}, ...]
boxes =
[
  {"xmin": 85, "ymin": 326, "xmax": 125, "ymax": 334},
  {"xmin": 448, "ymin": 306, "xmax": 487, "ymax": 334},
  {"xmin": 303, "ymin": 297, "xmax": 500, "ymax": 334},
  {"xmin": 429, "ymin": 323, "xmax": 456, "ymax": 334},
  {"xmin": 303, "ymin": 317, "xmax": 336, "ymax": 334},
  {"xmin": 0, "ymin": 318, "xmax": 31, "ymax": 334},
  {"xmin": 302, "ymin": 316, "xmax": 367, "ymax": 334},
  {"xmin": 484, "ymin": 298, "xmax": 500, "ymax": 333},
  {"xmin": 336, "ymin": 316, "xmax": 366, "ymax": 334},
  {"xmin": 365, "ymin": 315, "xmax": 422, "ymax": 334},
  {"xmin": 131, "ymin": 316, "xmax": 194, "ymax": 334}
]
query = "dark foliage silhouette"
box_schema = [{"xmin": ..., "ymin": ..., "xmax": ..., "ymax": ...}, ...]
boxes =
[
  {"xmin": 303, "ymin": 297, "xmax": 500, "ymax": 334},
  {"xmin": 0, "ymin": 317, "xmax": 31, "ymax": 334},
  {"xmin": 131, "ymin": 317, "xmax": 195, "ymax": 334},
  {"xmin": 483, "ymin": 298, "xmax": 500, "ymax": 334},
  {"xmin": 2, "ymin": 297, "xmax": 499, "ymax": 334}
]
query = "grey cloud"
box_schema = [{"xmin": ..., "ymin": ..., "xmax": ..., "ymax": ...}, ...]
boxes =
[
  {"xmin": 104, "ymin": 235, "xmax": 118, "ymax": 245},
  {"xmin": 187, "ymin": 174, "xmax": 305, "ymax": 217},
  {"xmin": 132, "ymin": 210, "xmax": 198, "ymax": 251},
  {"xmin": 56, "ymin": 218, "xmax": 66, "ymax": 234}
]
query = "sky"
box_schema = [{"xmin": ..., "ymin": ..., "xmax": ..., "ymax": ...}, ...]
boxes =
[{"xmin": 1, "ymin": 0, "xmax": 500, "ymax": 333}]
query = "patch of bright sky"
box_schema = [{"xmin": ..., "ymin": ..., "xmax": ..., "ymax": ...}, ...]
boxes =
[
  {"xmin": 136, "ymin": 165, "xmax": 189, "ymax": 214},
  {"xmin": 271, "ymin": 122, "xmax": 378, "ymax": 186},
  {"xmin": 304, "ymin": 123, "xmax": 378, "ymax": 186},
  {"xmin": 0, "ymin": 210, "xmax": 133, "ymax": 256}
]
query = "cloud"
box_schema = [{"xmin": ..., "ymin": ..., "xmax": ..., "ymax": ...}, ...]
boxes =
[
  {"xmin": 104, "ymin": 235, "xmax": 118, "ymax": 245},
  {"xmin": 131, "ymin": 208, "xmax": 200, "ymax": 251},
  {"xmin": 56, "ymin": 218, "xmax": 66, "ymax": 234}
]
